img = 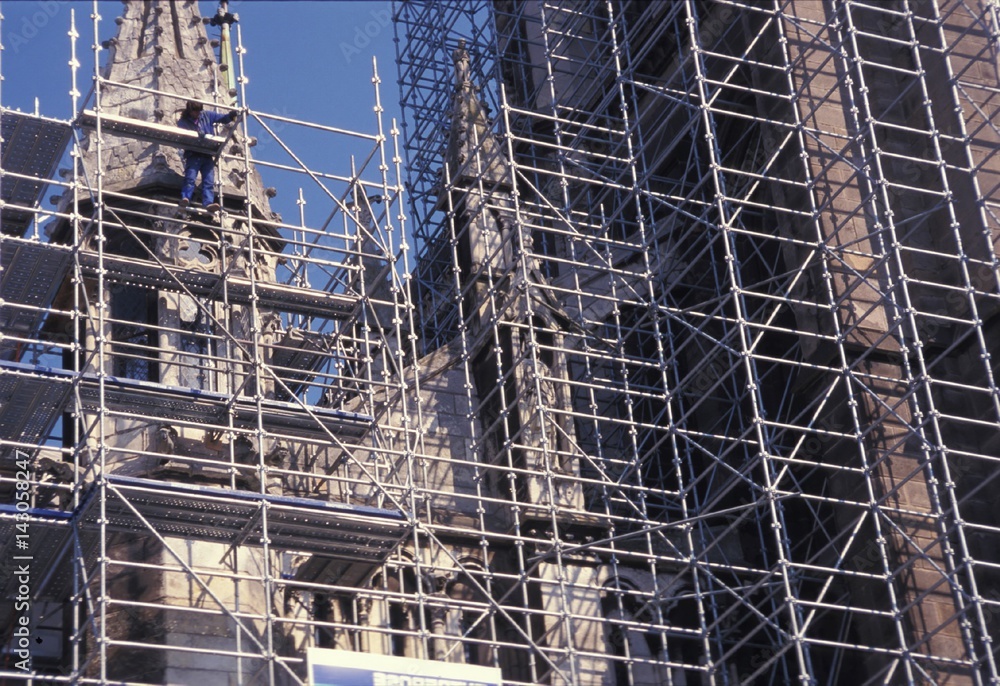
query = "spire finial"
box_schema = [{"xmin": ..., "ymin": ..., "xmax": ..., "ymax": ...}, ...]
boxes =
[{"xmin": 213, "ymin": 0, "xmax": 239, "ymax": 103}]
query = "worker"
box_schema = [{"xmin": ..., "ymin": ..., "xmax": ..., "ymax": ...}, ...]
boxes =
[{"xmin": 177, "ymin": 100, "xmax": 239, "ymax": 212}]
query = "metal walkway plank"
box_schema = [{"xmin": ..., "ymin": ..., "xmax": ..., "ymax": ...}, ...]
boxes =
[
  {"xmin": 85, "ymin": 475, "xmax": 407, "ymax": 559},
  {"xmin": 77, "ymin": 249, "xmax": 357, "ymax": 319},
  {"xmin": 0, "ymin": 239, "xmax": 72, "ymax": 360},
  {"xmin": 76, "ymin": 110, "xmax": 228, "ymax": 157},
  {"xmin": 0, "ymin": 110, "xmax": 72, "ymax": 237},
  {"xmin": 0, "ymin": 361, "xmax": 73, "ymax": 459}
]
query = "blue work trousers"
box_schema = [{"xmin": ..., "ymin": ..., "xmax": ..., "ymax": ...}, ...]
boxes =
[{"xmin": 181, "ymin": 154, "xmax": 216, "ymax": 206}]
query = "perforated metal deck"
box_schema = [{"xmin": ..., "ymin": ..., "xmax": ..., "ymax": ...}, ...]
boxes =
[
  {"xmin": 273, "ymin": 328, "xmax": 332, "ymax": 399},
  {"xmin": 0, "ymin": 240, "xmax": 72, "ymax": 360},
  {"xmin": 0, "ymin": 110, "xmax": 72, "ymax": 237},
  {"xmin": 0, "ymin": 361, "xmax": 72, "ymax": 459},
  {"xmin": 77, "ymin": 250, "xmax": 357, "ymax": 319},
  {"xmin": 78, "ymin": 371, "xmax": 372, "ymax": 439},
  {"xmin": 0, "ymin": 360, "xmax": 371, "ymax": 450},
  {"xmin": 84, "ymin": 475, "xmax": 407, "ymax": 559},
  {"xmin": 0, "ymin": 478, "xmax": 408, "ymax": 599},
  {"xmin": 0, "ymin": 506, "xmax": 75, "ymax": 599}
]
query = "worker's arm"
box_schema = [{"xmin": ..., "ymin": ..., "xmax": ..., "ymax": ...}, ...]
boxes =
[{"xmin": 206, "ymin": 109, "xmax": 239, "ymax": 127}]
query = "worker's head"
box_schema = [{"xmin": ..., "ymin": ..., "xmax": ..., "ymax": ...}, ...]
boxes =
[{"xmin": 185, "ymin": 100, "xmax": 203, "ymax": 116}]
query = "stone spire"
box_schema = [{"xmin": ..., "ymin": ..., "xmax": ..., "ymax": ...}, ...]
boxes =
[
  {"xmin": 437, "ymin": 40, "xmax": 585, "ymax": 520},
  {"xmin": 75, "ymin": 0, "xmax": 271, "ymax": 214},
  {"xmin": 442, "ymin": 39, "xmax": 510, "ymax": 190}
]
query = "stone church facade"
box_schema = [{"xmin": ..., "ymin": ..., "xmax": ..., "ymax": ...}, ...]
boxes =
[{"xmin": 0, "ymin": 1, "xmax": 998, "ymax": 685}]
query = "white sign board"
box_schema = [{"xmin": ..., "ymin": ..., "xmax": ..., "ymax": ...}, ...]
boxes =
[{"xmin": 308, "ymin": 648, "xmax": 503, "ymax": 686}]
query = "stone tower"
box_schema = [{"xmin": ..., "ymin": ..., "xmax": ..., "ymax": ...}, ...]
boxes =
[
  {"xmin": 53, "ymin": 2, "xmax": 284, "ymax": 682},
  {"xmin": 394, "ymin": 0, "xmax": 1000, "ymax": 683},
  {"xmin": 3, "ymin": 0, "xmax": 999, "ymax": 684}
]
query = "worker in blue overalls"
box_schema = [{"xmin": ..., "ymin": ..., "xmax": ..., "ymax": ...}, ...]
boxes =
[{"xmin": 177, "ymin": 100, "xmax": 239, "ymax": 212}]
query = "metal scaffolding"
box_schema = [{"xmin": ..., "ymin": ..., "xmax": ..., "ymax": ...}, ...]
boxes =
[
  {"xmin": 0, "ymin": 2, "xmax": 417, "ymax": 684},
  {"xmin": 1, "ymin": 0, "xmax": 999, "ymax": 685},
  {"xmin": 393, "ymin": 0, "xmax": 1000, "ymax": 685}
]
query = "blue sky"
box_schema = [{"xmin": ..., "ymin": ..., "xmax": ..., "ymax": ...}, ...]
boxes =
[{"xmin": 1, "ymin": 0, "xmax": 403, "ymax": 228}]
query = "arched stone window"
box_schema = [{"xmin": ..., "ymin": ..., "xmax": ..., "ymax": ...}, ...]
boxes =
[
  {"xmin": 110, "ymin": 284, "xmax": 159, "ymax": 381},
  {"xmin": 104, "ymin": 228, "xmax": 159, "ymax": 381},
  {"xmin": 376, "ymin": 566, "xmax": 420, "ymax": 658},
  {"xmin": 177, "ymin": 293, "xmax": 215, "ymax": 390}
]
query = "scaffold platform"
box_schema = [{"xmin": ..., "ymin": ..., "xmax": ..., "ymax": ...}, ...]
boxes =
[
  {"xmin": 76, "ymin": 110, "xmax": 229, "ymax": 157},
  {"xmin": 0, "ymin": 359, "xmax": 372, "ymax": 449},
  {"xmin": 77, "ymin": 371, "xmax": 373, "ymax": 438},
  {"xmin": 0, "ymin": 504, "xmax": 75, "ymax": 599},
  {"xmin": 273, "ymin": 329, "xmax": 332, "ymax": 399},
  {"xmin": 76, "ymin": 249, "xmax": 357, "ymax": 319},
  {"xmin": 0, "ymin": 361, "xmax": 72, "ymax": 460},
  {"xmin": 87, "ymin": 475, "xmax": 407, "ymax": 558},
  {"xmin": 0, "ymin": 239, "xmax": 72, "ymax": 361},
  {"xmin": 0, "ymin": 476, "xmax": 406, "ymax": 598},
  {"xmin": 0, "ymin": 109, "xmax": 72, "ymax": 237}
]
